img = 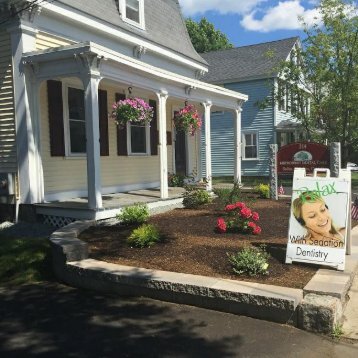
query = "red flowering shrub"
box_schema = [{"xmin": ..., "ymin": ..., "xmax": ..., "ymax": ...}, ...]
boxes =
[
  {"xmin": 215, "ymin": 201, "xmax": 261, "ymax": 235},
  {"xmin": 216, "ymin": 218, "xmax": 227, "ymax": 233}
]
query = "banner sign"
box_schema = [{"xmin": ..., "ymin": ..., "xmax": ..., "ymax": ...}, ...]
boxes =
[
  {"xmin": 286, "ymin": 168, "xmax": 350, "ymax": 270},
  {"xmin": 277, "ymin": 142, "xmax": 329, "ymax": 175}
]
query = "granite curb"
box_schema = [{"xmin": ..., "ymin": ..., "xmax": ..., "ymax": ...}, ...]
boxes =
[{"xmin": 49, "ymin": 221, "xmax": 358, "ymax": 333}]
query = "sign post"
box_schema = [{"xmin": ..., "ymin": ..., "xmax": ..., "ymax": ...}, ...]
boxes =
[{"xmin": 286, "ymin": 168, "xmax": 351, "ymax": 271}]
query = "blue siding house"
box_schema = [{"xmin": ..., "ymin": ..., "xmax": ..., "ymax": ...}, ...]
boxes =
[{"xmin": 201, "ymin": 37, "xmax": 302, "ymax": 177}]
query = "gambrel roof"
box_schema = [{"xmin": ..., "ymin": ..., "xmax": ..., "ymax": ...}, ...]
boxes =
[{"xmin": 201, "ymin": 37, "xmax": 299, "ymax": 83}]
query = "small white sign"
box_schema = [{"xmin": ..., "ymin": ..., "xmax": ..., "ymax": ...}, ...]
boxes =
[{"xmin": 286, "ymin": 168, "xmax": 350, "ymax": 270}]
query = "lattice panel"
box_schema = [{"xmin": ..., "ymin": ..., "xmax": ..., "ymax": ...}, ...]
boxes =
[{"xmin": 42, "ymin": 215, "xmax": 75, "ymax": 228}]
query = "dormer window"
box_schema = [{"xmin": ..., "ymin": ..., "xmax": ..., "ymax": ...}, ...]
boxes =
[{"xmin": 121, "ymin": 0, "xmax": 145, "ymax": 29}]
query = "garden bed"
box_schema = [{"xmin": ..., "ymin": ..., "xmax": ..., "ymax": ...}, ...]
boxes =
[{"xmin": 79, "ymin": 197, "xmax": 330, "ymax": 289}]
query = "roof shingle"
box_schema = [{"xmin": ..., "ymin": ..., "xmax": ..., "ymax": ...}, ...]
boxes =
[
  {"xmin": 55, "ymin": 0, "xmax": 206, "ymax": 65},
  {"xmin": 201, "ymin": 37, "xmax": 299, "ymax": 83}
]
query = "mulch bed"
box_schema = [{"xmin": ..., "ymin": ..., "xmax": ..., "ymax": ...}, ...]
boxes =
[{"xmin": 78, "ymin": 195, "xmax": 354, "ymax": 289}]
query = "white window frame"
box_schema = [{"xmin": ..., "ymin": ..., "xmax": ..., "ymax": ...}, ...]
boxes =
[
  {"xmin": 127, "ymin": 121, "xmax": 150, "ymax": 156},
  {"xmin": 242, "ymin": 131, "xmax": 259, "ymax": 160},
  {"xmin": 120, "ymin": 0, "xmax": 145, "ymax": 30},
  {"xmin": 62, "ymin": 82, "xmax": 86, "ymax": 158}
]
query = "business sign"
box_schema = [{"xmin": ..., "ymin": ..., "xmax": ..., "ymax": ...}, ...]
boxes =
[
  {"xmin": 286, "ymin": 168, "xmax": 350, "ymax": 270},
  {"xmin": 277, "ymin": 142, "xmax": 329, "ymax": 175}
]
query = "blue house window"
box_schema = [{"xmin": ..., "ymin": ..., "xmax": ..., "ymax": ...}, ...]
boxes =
[{"xmin": 242, "ymin": 132, "xmax": 259, "ymax": 160}]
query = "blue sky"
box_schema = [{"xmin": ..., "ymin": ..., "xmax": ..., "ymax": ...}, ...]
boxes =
[{"xmin": 178, "ymin": 0, "xmax": 321, "ymax": 47}]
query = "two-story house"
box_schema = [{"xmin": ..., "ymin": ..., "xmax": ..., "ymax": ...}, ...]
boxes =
[
  {"xmin": 0, "ymin": 0, "xmax": 247, "ymax": 221},
  {"xmin": 200, "ymin": 37, "xmax": 303, "ymax": 178}
]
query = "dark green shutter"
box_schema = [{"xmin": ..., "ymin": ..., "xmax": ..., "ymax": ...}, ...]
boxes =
[
  {"xmin": 115, "ymin": 93, "xmax": 127, "ymax": 156},
  {"xmin": 47, "ymin": 80, "xmax": 65, "ymax": 156},
  {"xmin": 98, "ymin": 89, "xmax": 109, "ymax": 156},
  {"xmin": 149, "ymin": 99, "xmax": 158, "ymax": 155}
]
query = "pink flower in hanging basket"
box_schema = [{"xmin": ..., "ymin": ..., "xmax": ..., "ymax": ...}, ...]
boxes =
[
  {"xmin": 111, "ymin": 97, "xmax": 153, "ymax": 128},
  {"xmin": 173, "ymin": 104, "xmax": 202, "ymax": 135}
]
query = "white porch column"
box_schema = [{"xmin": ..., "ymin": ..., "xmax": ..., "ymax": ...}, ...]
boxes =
[
  {"xmin": 156, "ymin": 91, "xmax": 169, "ymax": 199},
  {"xmin": 234, "ymin": 107, "xmax": 243, "ymax": 184},
  {"xmin": 80, "ymin": 54, "xmax": 103, "ymax": 210},
  {"xmin": 202, "ymin": 101, "xmax": 212, "ymax": 191},
  {"xmin": 84, "ymin": 74, "xmax": 102, "ymax": 209},
  {"xmin": 8, "ymin": 23, "xmax": 40, "ymax": 203}
]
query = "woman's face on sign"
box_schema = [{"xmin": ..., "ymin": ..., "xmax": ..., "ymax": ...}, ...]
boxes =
[{"xmin": 301, "ymin": 201, "xmax": 332, "ymax": 236}]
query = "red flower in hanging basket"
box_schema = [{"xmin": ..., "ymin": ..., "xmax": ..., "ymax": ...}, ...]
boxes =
[{"xmin": 173, "ymin": 104, "xmax": 202, "ymax": 136}]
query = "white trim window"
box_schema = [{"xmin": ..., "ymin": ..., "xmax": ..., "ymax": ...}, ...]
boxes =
[
  {"xmin": 127, "ymin": 122, "xmax": 150, "ymax": 155},
  {"xmin": 242, "ymin": 131, "xmax": 259, "ymax": 160},
  {"xmin": 64, "ymin": 85, "xmax": 86, "ymax": 156},
  {"xmin": 121, "ymin": 0, "xmax": 145, "ymax": 29}
]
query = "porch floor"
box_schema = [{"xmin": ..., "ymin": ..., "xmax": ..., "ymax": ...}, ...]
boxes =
[{"xmin": 35, "ymin": 188, "xmax": 186, "ymax": 222}]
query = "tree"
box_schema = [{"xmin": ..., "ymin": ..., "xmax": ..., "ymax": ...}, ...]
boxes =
[
  {"xmin": 275, "ymin": 0, "xmax": 358, "ymax": 164},
  {"xmin": 185, "ymin": 18, "xmax": 233, "ymax": 53}
]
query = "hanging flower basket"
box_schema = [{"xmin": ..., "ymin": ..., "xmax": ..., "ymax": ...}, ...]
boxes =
[
  {"xmin": 173, "ymin": 104, "xmax": 202, "ymax": 136},
  {"xmin": 111, "ymin": 97, "xmax": 153, "ymax": 128}
]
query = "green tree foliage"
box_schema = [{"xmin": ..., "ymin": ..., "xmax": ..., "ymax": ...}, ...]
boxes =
[
  {"xmin": 185, "ymin": 18, "xmax": 233, "ymax": 53},
  {"xmin": 275, "ymin": 0, "xmax": 358, "ymax": 164}
]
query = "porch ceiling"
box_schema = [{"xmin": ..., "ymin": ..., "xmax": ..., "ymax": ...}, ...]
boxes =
[{"xmin": 22, "ymin": 41, "xmax": 248, "ymax": 110}]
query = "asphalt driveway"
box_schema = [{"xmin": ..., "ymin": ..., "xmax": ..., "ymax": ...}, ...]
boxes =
[{"xmin": 1, "ymin": 282, "xmax": 358, "ymax": 358}]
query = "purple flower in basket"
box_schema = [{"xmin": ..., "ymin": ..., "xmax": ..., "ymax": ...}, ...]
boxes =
[{"xmin": 111, "ymin": 97, "xmax": 153, "ymax": 127}]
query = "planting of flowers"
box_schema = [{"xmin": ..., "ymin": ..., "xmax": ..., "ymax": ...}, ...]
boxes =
[
  {"xmin": 173, "ymin": 104, "xmax": 202, "ymax": 135},
  {"xmin": 111, "ymin": 97, "xmax": 153, "ymax": 128},
  {"xmin": 216, "ymin": 201, "xmax": 261, "ymax": 235}
]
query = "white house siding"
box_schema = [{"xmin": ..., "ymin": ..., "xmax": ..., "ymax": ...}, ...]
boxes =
[
  {"xmin": 35, "ymin": 31, "xmax": 74, "ymax": 50},
  {"xmin": 40, "ymin": 82, "xmax": 175, "ymax": 197},
  {"xmin": 0, "ymin": 30, "xmax": 16, "ymax": 173}
]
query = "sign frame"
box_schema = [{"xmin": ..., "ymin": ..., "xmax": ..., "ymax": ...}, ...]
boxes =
[
  {"xmin": 277, "ymin": 142, "xmax": 329, "ymax": 175},
  {"xmin": 285, "ymin": 168, "xmax": 351, "ymax": 271}
]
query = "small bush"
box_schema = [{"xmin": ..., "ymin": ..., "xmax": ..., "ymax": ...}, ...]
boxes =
[
  {"xmin": 127, "ymin": 224, "xmax": 160, "ymax": 248},
  {"xmin": 214, "ymin": 180, "xmax": 242, "ymax": 205},
  {"xmin": 227, "ymin": 245, "xmax": 270, "ymax": 276},
  {"xmin": 168, "ymin": 173, "xmax": 186, "ymax": 187},
  {"xmin": 182, "ymin": 186, "xmax": 211, "ymax": 208},
  {"xmin": 255, "ymin": 183, "xmax": 270, "ymax": 199},
  {"xmin": 117, "ymin": 204, "xmax": 149, "ymax": 225}
]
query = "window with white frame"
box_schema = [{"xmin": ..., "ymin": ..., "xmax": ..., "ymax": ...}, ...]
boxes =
[
  {"xmin": 242, "ymin": 132, "xmax": 259, "ymax": 159},
  {"xmin": 127, "ymin": 122, "xmax": 150, "ymax": 155},
  {"xmin": 121, "ymin": 0, "xmax": 145, "ymax": 28},
  {"xmin": 66, "ymin": 86, "xmax": 86, "ymax": 155}
]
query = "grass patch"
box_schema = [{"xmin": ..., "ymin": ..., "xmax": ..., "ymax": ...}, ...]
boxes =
[{"xmin": 0, "ymin": 234, "xmax": 54, "ymax": 286}]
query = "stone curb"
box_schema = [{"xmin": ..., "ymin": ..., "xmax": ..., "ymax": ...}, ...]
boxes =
[
  {"xmin": 49, "ymin": 221, "xmax": 358, "ymax": 333},
  {"xmin": 298, "ymin": 227, "xmax": 358, "ymax": 333}
]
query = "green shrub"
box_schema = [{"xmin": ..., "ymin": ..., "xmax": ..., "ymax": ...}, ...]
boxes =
[
  {"xmin": 182, "ymin": 185, "xmax": 211, "ymax": 208},
  {"xmin": 213, "ymin": 180, "xmax": 242, "ymax": 205},
  {"xmin": 127, "ymin": 224, "xmax": 160, "ymax": 248},
  {"xmin": 168, "ymin": 173, "xmax": 186, "ymax": 187},
  {"xmin": 227, "ymin": 245, "xmax": 270, "ymax": 276},
  {"xmin": 255, "ymin": 183, "xmax": 270, "ymax": 199},
  {"xmin": 117, "ymin": 204, "xmax": 149, "ymax": 225}
]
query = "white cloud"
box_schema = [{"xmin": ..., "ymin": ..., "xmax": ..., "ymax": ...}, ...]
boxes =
[
  {"xmin": 178, "ymin": 0, "xmax": 268, "ymax": 16},
  {"xmin": 241, "ymin": 0, "xmax": 321, "ymax": 32}
]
